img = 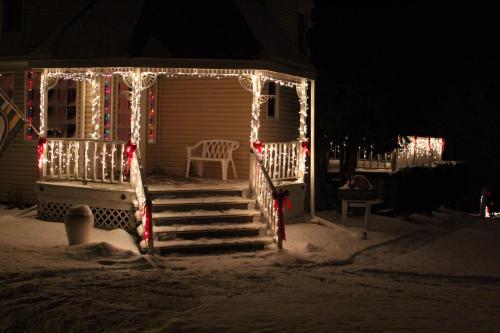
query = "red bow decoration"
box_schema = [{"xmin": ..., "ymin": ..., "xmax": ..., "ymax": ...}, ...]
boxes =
[
  {"xmin": 37, "ymin": 137, "xmax": 48, "ymax": 176},
  {"xmin": 273, "ymin": 189, "xmax": 291, "ymax": 242},
  {"xmin": 301, "ymin": 139, "xmax": 310, "ymax": 156},
  {"xmin": 125, "ymin": 140, "xmax": 137, "ymax": 176},
  {"xmin": 142, "ymin": 201, "xmax": 152, "ymax": 242},
  {"xmin": 252, "ymin": 140, "xmax": 264, "ymax": 154}
]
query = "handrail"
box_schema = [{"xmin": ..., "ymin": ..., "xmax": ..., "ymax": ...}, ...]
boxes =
[
  {"xmin": 130, "ymin": 153, "xmax": 154, "ymax": 254},
  {"xmin": 251, "ymin": 147, "xmax": 288, "ymax": 249},
  {"xmin": 46, "ymin": 137, "xmax": 127, "ymax": 144}
]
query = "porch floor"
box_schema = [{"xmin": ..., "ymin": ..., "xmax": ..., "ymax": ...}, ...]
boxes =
[
  {"xmin": 146, "ymin": 174, "xmax": 249, "ymax": 191},
  {"xmin": 36, "ymin": 179, "xmax": 133, "ymax": 192}
]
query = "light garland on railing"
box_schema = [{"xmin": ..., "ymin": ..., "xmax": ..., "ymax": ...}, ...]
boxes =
[
  {"xmin": 398, "ymin": 136, "xmax": 444, "ymax": 163},
  {"xmin": 103, "ymin": 75, "xmax": 112, "ymax": 140}
]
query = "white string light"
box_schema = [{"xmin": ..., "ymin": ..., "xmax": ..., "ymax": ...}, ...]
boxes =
[
  {"xmin": 39, "ymin": 73, "xmax": 47, "ymax": 137},
  {"xmin": 250, "ymin": 74, "xmax": 262, "ymax": 143},
  {"xmin": 90, "ymin": 77, "xmax": 101, "ymax": 139}
]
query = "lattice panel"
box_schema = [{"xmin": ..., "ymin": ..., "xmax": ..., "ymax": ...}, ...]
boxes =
[{"xmin": 38, "ymin": 201, "xmax": 137, "ymax": 231}]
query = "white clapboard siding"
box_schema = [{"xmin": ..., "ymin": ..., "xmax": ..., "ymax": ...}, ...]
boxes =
[{"xmin": 147, "ymin": 76, "xmax": 252, "ymax": 179}]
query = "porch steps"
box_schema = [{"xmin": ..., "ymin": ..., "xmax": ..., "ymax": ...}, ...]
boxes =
[
  {"xmin": 152, "ymin": 196, "xmax": 253, "ymax": 212},
  {"xmin": 148, "ymin": 186, "xmax": 245, "ymax": 199},
  {"xmin": 154, "ymin": 223, "xmax": 263, "ymax": 240},
  {"xmin": 143, "ymin": 184, "xmax": 271, "ymax": 254},
  {"xmin": 151, "ymin": 237, "xmax": 272, "ymax": 255},
  {"xmin": 152, "ymin": 209, "xmax": 260, "ymax": 226}
]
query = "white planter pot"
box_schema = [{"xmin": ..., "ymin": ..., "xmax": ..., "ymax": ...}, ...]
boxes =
[{"xmin": 64, "ymin": 205, "xmax": 94, "ymax": 245}]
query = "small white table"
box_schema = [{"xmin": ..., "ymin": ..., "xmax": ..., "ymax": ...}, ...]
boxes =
[{"xmin": 341, "ymin": 199, "xmax": 383, "ymax": 230}]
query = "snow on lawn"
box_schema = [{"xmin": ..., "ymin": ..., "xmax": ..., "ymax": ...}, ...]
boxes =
[
  {"xmin": 1, "ymin": 206, "xmax": 499, "ymax": 332},
  {"xmin": 367, "ymin": 222, "xmax": 500, "ymax": 278},
  {"xmin": 0, "ymin": 205, "xmax": 146, "ymax": 275}
]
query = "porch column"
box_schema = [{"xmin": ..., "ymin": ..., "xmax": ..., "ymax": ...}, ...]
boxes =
[
  {"xmin": 310, "ymin": 79, "xmax": 316, "ymax": 216},
  {"xmin": 130, "ymin": 68, "xmax": 143, "ymax": 147},
  {"xmin": 89, "ymin": 77, "xmax": 101, "ymax": 139},
  {"xmin": 250, "ymin": 73, "xmax": 262, "ymax": 143},
  {"xmin": 39, "ymin": 69, "xmax": 48, "ymax": 178},
  {"xmin": 296, "ymin": 78, "xmax": 309, "ymax": 182},
  {"xmin": 39, "ymin": 70, "xmax": 58, "ymax": 178}
]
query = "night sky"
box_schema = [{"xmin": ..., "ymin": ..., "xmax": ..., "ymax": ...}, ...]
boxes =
[{"xmin": 309, "ymin": 1, "xmax": 500, "ymax": 162}]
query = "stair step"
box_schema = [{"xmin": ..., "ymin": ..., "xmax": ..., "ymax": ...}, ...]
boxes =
[
  {"xmin": 153, "ymin": 196, "xmax": 253, "ymax": 212},
  {"xmin": 154, "ymin": 222, "xmax": 264, "ymax": 240},
  {"xmin": 148, "ymin": 186, "xmax": 245, "ymax": 199},
  {"xmin": 149, "ymin": 236, "xmax": 272, "ymax": 254},
  {"xmin": 153, "ymin": 209, "xmax": 260, "ymax": 226}
]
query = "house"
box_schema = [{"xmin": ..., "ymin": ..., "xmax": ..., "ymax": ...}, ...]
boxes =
[{"xmin": 0, "ymin": 0, "xmax": 316, "ymax": 253}]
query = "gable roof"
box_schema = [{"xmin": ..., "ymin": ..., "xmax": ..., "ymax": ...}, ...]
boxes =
[{"xmin": 29, "ymin": 0, "xmax": 314, "ymax": 78}]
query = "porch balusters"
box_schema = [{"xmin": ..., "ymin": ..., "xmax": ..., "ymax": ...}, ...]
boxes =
[
  {"xmin": 110, "ymin": 144, "xmax": 116, "ymax": 183},
  {"xmin": 260, "ymin": 142, "xmax": 300, "ymax": 181},
  {"xmin": 42, "ymin": 139, "xmax": 127, "ymax": 184},
  {"xmin": 74, "ymin": 142, "xmax": 79, "ymax": 180}
]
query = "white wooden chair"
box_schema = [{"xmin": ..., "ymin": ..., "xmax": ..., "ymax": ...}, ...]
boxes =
[{"xmin": 185, "ymin": 140, "xmax": 239, "ymax": 182}]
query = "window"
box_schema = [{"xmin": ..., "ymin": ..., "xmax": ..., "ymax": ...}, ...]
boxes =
[
  {"xmin": 1, "ymin": 0, "xmax": 23, "ymax": 33},
  {"xmin": 115, "ymin": 77, "xmax": 131, "ymax": 141},
  {"xmin": 266, "ymin": 81, "xmax": 279, "ymax": 119},
  {"xmin": 47, "ymin": 80, "xmax": 77, "ymax": 138},
  {"xmin": 297, "ymin": 12, "xmax": 306, "ymax": 53}
]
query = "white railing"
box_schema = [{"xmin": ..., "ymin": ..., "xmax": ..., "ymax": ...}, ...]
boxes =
[
  {"xmin": 261, "ymin": 141, "xmax": 300, "ymax": 180},
  {"xmin": 43, "ymin": 138, "xmax": 128, "ymax": 183},
  {"xmin": 252, "ymin": 148, "xmax": 281, "ymax": 247},
  {"xmin": 357, "ymin": 150, "xmax": 392, "ymax": 170}
]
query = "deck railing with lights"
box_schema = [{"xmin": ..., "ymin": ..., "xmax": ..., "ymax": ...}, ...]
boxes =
[{"xmin": 42, "ymin": 138, "xmax": 128, "ymax": 183}]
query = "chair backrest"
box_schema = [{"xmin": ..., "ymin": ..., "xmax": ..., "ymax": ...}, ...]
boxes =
[{"xmin": 201, "ymin": 140, "xmax": 240, "ymax": 159}]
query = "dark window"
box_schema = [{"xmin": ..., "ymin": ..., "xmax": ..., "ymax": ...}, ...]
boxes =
[
  {"xmin": 2, "ymin": 0, "xmax": 23, "ymax": 33},
  {"xmin": 297, "ymin": 12, "xmax": 306, "ymax": 52},
  {"xmin": 267, "ymin": 82, "xmax": 277, "ymax": 119},
  {"xmin": 115, "ymin": 77, "xmax": 131, "ymax": 141},
  {"xmin": 47, "ymin": 80, "xmax": 77, "ymax": 138}
]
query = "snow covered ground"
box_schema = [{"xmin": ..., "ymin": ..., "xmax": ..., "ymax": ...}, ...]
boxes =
[{"xmin": 0, "ymin": 205, "xmax": 499, "ymax": 332}]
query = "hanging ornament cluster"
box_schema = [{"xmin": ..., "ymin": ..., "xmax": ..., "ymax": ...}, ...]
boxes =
[
  {"xmin": 26, "ymin": 72, "xmax": 35, "ymax": 140},
  {"xmin": 147, "ymin": 85, "xmax": 156, "ymax": 143},
  {"xmin": 103, "ymin": 75, "xmax": 112, "ymax": 140}
]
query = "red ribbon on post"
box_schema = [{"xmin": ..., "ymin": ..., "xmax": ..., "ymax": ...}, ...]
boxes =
[
  {"xmin": 252, "ymin": 140, "xmax": 264, "ymax": 154},
  {"xmin": 125, "ymin": 140, "xmax": 137, "ymax": 177},
  {"xmin": 143, "ymin": 201, "xmax": 152, "ymax": 242},
  {"xmin": 273, "ymin": 189, "xmax": 291, "ymax": 242},
  {"xmin": 301, "ymin": 139, "xmax": 310, "ymax": 156},
  {"xmin": 37, "ymin": 137, "xmax": 47, "ymax": 177}
]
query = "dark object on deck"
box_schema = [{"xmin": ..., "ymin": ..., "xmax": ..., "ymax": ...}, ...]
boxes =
[{"xmin": 338, "ymin": 175, "xmax": 378, "ymax": 201}]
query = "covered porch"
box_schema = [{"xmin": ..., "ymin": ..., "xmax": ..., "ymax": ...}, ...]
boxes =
[{"xmin": 34, "ymin": 66, "xmax": 316, "ymax": 251}]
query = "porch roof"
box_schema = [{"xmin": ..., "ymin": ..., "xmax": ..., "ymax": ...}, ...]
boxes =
[{"xmin": 28, "ymin": 0, "xmax": 315, "ymax": 79}]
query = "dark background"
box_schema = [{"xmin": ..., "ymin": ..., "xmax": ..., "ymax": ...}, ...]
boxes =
[{"xmin": 308, "ymin": 0, "xmax": 500, "ymax": 211}]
